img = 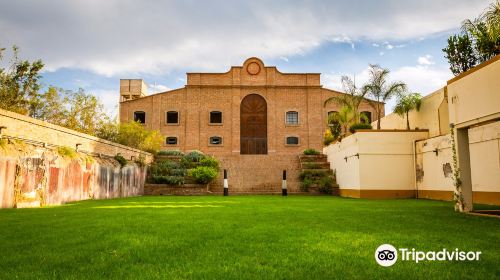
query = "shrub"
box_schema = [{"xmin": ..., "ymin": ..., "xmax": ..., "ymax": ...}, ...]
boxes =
[
  {"xmin": 57, "ymin": 146, "xmax": 78, "ymax": 159},
  {"xmin": 184, "ymin": 150, "xmax": 205, "ymax": 162},
  {"xmin": 300, "ymin": 178, "xmax": 313, "ymax": 192},
  {"xmin": 149, "ymin": 160, "xmax": 186, "ymax": 177},
  {"xmin": 157, "ymin": 150, "xmax": 184, "ymax": 156},
  {"xmin": 188, "ymin": 166, "xmax": 218, "ymax": 184},
  {"xmin": 318, "ymin": 176, "xmax": 334, "ymax": 194},
  {"xmin": 200, "ymin": 156, "xmax": 219, "ymax": 170},
  {"xmin": 349, "ymin": 123, "xmax": 372, "ymax": 133},
  {"xmin": 114, "ymin": 154, "xmax": 127, "ymax": 167},
  {"xmin": 303, "ymin": 148, "xmax": 320, "ymax": 155},
  {"xmin": 134, "ymin": 155, "xmax": 146, "ymax": 167},
  {"xmin": 151, "ymin": 175, "xmax": 185, "ymax": 185},
  {"xmin": 323, "ymin": 132, "xmax": 335, "ymax": 146},
  {"xmin": 299, "ymin": 170, "xmax": 328, "ymax": 181}
]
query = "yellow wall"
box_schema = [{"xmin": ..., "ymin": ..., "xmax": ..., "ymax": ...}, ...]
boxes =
[
  {"xmin": 372, "ymin": 88, "xmax": 448, "ymax": 137},
  {"xmin": 468, "ymin": 121, "xmax": 500, "ymax": 193},
  {"xmin": 447, "ymin": 56, "xmax": 500, "ymax": 128},
  {"xmin": 324, "ymin": 131, "xmax": 428, "ymax": 196}
]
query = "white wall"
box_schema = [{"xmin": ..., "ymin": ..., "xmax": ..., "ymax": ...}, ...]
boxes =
[
  {"xmin": 468, "ymin": 121, "xmax": 500, "ymax": 193},
  {"xmin": 324, "ymin": 131, "xmax": 428, "ymax": 192},
  {"xmin": 415, "ymin": 135, "xmax": 454, "ymax": 192}
]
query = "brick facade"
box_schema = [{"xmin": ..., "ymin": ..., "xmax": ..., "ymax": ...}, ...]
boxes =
[{"xmin": 119, "ymin": 57, "xmax": 383, "ymax": 193}]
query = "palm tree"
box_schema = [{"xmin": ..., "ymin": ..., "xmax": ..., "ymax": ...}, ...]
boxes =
[
  {"xmin": 363, "ymin": 64, "xmax": 407, "ymax": 129},
  {"xmin": 324, "ymin": 75, "xmax": 368, "ymax": 124},
  {"xmin": 393, "ymin": 93, "xmax": 422, "ymax": 130},
  {"xmin": 462, "ymin": 0, "xmax": 500, "ymax": 61},
  {"xmin": 328, "ymin": 105, "xmax": 355, "ymax": 138}
]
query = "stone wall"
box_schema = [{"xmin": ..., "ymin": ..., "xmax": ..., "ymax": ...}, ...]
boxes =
[{"xmin": 0, "ymin": 108, "xmax": 152, "ymax": 162}]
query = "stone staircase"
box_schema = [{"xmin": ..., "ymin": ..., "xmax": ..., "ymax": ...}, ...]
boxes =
[{"xmin": 298, "ymin": 154, "xmax": 339, "ymax": 195}]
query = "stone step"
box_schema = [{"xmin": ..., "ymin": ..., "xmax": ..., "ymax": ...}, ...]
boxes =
[
  {"xmin": 300, "ymin": 169, "xmax": 333, "ymax": 175},
  {"xmin": 300, "ymin": 162, "xmax": 330, "ymax": 169}
]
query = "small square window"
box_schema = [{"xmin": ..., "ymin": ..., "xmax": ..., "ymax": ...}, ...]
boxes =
[
  {"xmin": 286, "ymin": 136, "xmax": 299, "ymax": 145},
  {"xmin": 134, "ymin": 111, "xmax": 146, "ymax": 123},
  {"xmin": 166, "ymin": 137, "xmax": 178, "ymax": 145},
  {"xmin": 166, "ymin": 111, "xmax": 179, "ymax": 124},
  {"xmin": 209, "ymin": 136, "xmax": 222, "ymax": 145},
  {"xmin": 286, "ymin": 111, "xmax": 299, "ymax": 125},
  {"xmin": 210, "ymin": 111, "xmax": 222, "ymax": 124}
]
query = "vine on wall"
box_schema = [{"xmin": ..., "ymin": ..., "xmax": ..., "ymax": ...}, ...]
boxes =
[{"xmin": 450, "ymin": 126, "xmax": 465, "ymax": 212}]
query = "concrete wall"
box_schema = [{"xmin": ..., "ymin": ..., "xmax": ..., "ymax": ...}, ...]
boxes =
[
  {"xmin": 0, "ymin": 109, "xmax": 151, "ymax": 208},
  {"xmin": 415, "ymin": 135, "xmax": 454, "ymax": 200},
  {"xmin": 373, "ymin": 88, "xmax": 448, "ymax": 137},
  {"xmin": 447, "ymin": 55, "xmax": 500, "ymax": 129},
  {"xmin": 468, "ymin": 121, "xmax": 500, "ymax": 204},
  {"xmin": 0, "ymin": 144, "xmax": 146, "ymax": 208},
  {"xmin": 324, "ymin": 130, "xmax": 428, "ymax": 198}
]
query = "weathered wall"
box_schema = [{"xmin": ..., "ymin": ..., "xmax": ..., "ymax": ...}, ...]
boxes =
[
  {"xmin": 372, "ymin": 88, "xmax": 448, "ymax": 137},
  {"xmin": 415, "ymin": 135, "xmax": 454, "ymax": 201},
  {"xmin": 324, "ymin": 131, "xmax": 429, "ymax": 198},
  {"xmin": 0, "ymin": 143, "xmax": 146, "ymax": 208},
  {"xmin": 0, "ymin": 108, "xmax": 152, "ymax": 162},
  {"xmin": 0, "ymin": 108, "xmax": 151, "ymax": 208}
]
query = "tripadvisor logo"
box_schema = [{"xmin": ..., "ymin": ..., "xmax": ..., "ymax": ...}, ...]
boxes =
[{"xmin": 375, "ymin": 244, "xmax": 482, "ymax": 267}]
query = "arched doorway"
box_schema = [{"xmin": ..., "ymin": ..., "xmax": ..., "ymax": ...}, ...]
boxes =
[{"xmin": 240, "ymin": 94, "xmax": 267, "ymax": 154}]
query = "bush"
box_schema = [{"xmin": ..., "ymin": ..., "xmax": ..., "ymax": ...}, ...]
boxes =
[
  {"xmin": 149, "ymin": 160, "xmax": 186, "ymax": 177},
  {"xmin": 184, "ymin": 150, "xmax": 205, "ymax": 162},
  {"xmin": 300, "ymin": 178, "xmax": 313, "ymax": 192},
  {"xmin": 151, "ymin": 175, "xmax": 185, "ymax": 185},
  {"xmin": 157, "ymin": 150, "xmax": 184, "ymax": 156},
  {"xmin": 57, "ymin": 146, "xmax": 78, "ymax": 159},
  {"xmin": 188, "ymin": 166, "xmax": 218, "ymax": 184},
  {"xmin": 303, "ymin": 148, "xmax": 320, "ymax": 155},
  {"xmin": 200, "ymin": 156, "xmax": 219, "ymax": 170},
  {"xmin": 318, "ymin": 176, "xmax": 334, "ymax": 194},
  {"xmin": 349, "ymin": 123, "xmax": 372, "ymax": 133},
  {"xmin": 114, "ymin": 154, "xmax": 127, "ymax": 167},
  {"xmin": 323, "ymin": 133, "xmax": 335, "ymax": 146},
  {"xmin": 299, "ymin": 170, "xmax": 328, "ymax": 181}
]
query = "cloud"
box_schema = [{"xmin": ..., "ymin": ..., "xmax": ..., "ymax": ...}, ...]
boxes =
[
  {"xmin": 148, "ymin": 84, "xmax": 171, "ymax": 93},
  {"xmin": 418, "ymin": 55, "xmax": 435, "ymax": 65},
  {"xmin": 0, "ymin": 0, "xmax": 489, "ymax": 76},
  {"xmin": 280, "ymin": 56, "xmax": 289, "ymax": 62}
]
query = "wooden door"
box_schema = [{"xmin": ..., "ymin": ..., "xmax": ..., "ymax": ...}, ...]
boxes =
[{"xmin": 240, "ymin": 94, "xmax": 267, "ymax": 154}]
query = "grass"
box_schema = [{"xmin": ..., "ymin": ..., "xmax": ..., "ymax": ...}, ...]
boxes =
[{"xmin": 0, "ymin": 196, "xmax": 498, "ymax": 279}]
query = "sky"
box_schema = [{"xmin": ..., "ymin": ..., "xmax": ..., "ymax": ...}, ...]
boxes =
[{"xmin": 0, "ymin": 0, "xmax": 491, "ymax": 115}]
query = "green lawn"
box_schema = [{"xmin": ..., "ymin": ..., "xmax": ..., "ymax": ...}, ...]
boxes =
[{"xmin": 0, "ymin": 196, "xmax": 498, "ymax": 279}]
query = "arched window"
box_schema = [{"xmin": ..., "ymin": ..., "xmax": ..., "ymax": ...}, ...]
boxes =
[
  {"xmin": 166, "ymin": 111, "xmax": 179, "ymax": 124},
  {"xmin": 209, "ymin": 136, "xmax": 223, "ymax": 145},
  {"xmin": 286, "ymin": 136, "xmax": 299, "ymax": 145},
  {"xmin": 133, "ymin": 111, "xmax": 146, "ymax": 123},
  {"xmin": 286, "ymin": 111, "xmax": 299, "ymax": 125},
  {"xmin": 361, "ymin": 111, "xmax": 372, "ymax": 124},
  {"xmin": 166, "ymin": 137, "xmax": 178, "ymax": 145},
  {"xmin": 209, "ymin": 111, "xmax": 222, "ymax": 124}
]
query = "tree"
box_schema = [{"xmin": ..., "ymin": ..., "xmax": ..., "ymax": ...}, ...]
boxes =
[
  {"xmin": 393, "ymin": 93, "xmax": 422, "ymax": 130},
  {"xmin": 363, "ymin": 64, "xmax": 407, "ymax": 130},
  {"xmin": 0, "ymin": 45, "xmax": 44, "ymax": 116},
  {"xmin": 324, "ymin": 75, "xmax": 369, "ymax": 124},
  {"xmin": 116, "ymin": 121, "xmax": 163, "ymax": 153},
  {"xmin": 462, "ymin": 0, "xmax": 500, "ymax": 61},
  {"xmin": 328, "ymin": 105, "xmax": 355, "ymax": 139},
  {"xmin": 442, "ymin": 34, "xmax": 478, "ymax": 75}
]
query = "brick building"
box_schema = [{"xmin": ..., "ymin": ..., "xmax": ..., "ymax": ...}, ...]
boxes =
[{"xmin": 119, "ymin": 57, "xmax": 383, "ymax": 193}]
